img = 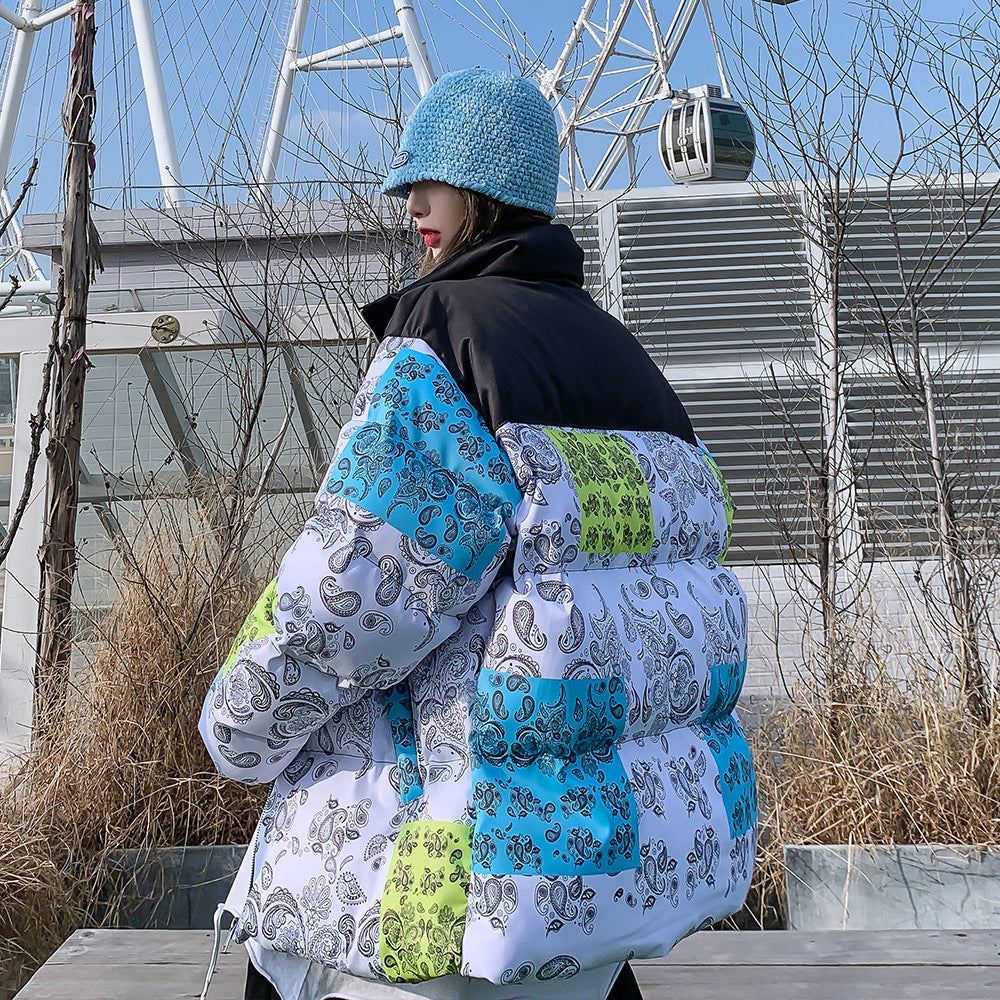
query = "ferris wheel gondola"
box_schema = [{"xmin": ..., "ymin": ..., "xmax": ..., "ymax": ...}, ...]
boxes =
[
  {"xmin": 539, "ymin": 0, "xmax": 798, "ymax": 190},
  {"xmin": 658, "ymin": 85, "xmax": 755, "ymax": 183}
]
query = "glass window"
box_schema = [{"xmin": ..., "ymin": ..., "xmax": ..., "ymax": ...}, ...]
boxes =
[
  {"xmin": 710, "ymin": 104, "xmax": 755, "ymax": 169},
  {"xmin": 0, "ymin": 358, "xmax": 15, "ymax": 426}
]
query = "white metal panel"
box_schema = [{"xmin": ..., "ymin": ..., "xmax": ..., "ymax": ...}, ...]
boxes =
[
  {"xmin": 838, "ymin": 185, "xmax": 1000, "ymax": 354},
  {"xmin": 846, "ymin": 374, "xmax": 1000, "ymax": 559},
  {"xmin": 617, "ymin": 192, "xmax": 812, "ymax": 365},
  {"xmin": 675, "ymin": 376, "xmax": 823, "ymax": 565},
  {"xmin": 0, "ymin": 349, "xmax": 45, "ymax": 757}
]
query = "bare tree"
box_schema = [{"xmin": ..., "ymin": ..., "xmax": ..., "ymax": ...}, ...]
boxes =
[
  {"xmin": 727, "ymin": 0, "xmax": 1000, "ymax": 724},
  {"xmin": 0, "ymin": 159, "xmax": 40, "ymax": 314},
  {"xmin": 33, "ymin": 2, "xmax": 102, "ymax": 744},
  {"xmin": 58, "ymin": 107, "xmax": 422, "ymax": 719}
]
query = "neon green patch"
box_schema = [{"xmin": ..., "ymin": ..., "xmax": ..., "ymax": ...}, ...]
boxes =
[
  {"xmin": 222, "ymin": 579, "xmax": 278, "ymax": 676},
  {"xmin": 703, "ymin": 451, "xmax": 734, "ymax": 563},
  {"xmin": 543, "ymin": 428, "xmax": 654, "ymax": 555},
  {"xmin": 379, "ymin": 821, "xmax": 471, "ymax": 983}
]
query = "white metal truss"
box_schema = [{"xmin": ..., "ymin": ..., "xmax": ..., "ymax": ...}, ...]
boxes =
[
  {"xmin": 539, "ymin": 0, "xmax": 734, "ymax": 191},
  {"xmin": 0, "ymin": 0, "xmax": 184, "ymax": 298},
  {"xmin": 256, "ymin": 0, "xmax": 437, "ymax": 198}
]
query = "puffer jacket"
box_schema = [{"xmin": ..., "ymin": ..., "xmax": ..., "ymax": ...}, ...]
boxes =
[{"xmin": 200, "ymin": 223, "xmax": 756, "ymax": 989}]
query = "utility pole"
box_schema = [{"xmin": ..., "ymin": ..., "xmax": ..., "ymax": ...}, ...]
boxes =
[{"xmin": 33, "ymin": 0, "xmax": 99, "ymax": 743}]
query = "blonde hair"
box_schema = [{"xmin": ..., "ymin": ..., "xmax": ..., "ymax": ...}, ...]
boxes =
[{"xmin": 417, "ymin": 189, "xmax": 549, "ymax": 278}]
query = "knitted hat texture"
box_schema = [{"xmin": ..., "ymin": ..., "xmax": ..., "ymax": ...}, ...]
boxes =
[{"xmin": 382, "ymin": 69, "xmax": 560, "ymax": 218}]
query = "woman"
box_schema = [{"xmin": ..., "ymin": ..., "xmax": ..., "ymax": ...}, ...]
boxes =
[{"xmin": 200, "ymin": 69, "xmax": 755, "ymax": 1000}]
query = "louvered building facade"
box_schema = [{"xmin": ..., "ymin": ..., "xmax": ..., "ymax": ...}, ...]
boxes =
[
  {"xmin": 1, "ymin": 177, "xmax": 998, "ymax": 739},
  {"xmin": 562, "ymin": 179, "xmax": 1000, "ymax": 697}
]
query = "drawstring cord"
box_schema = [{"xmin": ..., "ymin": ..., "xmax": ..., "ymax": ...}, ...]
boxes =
[{"xmin": 199, "ymin": 902, "xmax": 227, "ymax": 1000}]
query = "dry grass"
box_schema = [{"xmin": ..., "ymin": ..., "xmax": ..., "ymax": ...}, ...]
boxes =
[
  {"xmin": 737, "ymin": 650, "xmax": 1000, "ymax": 929},
  {"xmin": 3, "ymin": 506, "xmax": 999, "ymax": 989},
  {"xmin": 0, "ymin": 516, "xmax": 269, "ymax": 999}
]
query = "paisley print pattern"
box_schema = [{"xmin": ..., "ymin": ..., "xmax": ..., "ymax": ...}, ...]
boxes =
[
  {"xmin": 378, "ymin": 821, "xmax": 471, "ymax": 982},
  {"xmin": 699, "ymin": 715, "xmax": 757, "ymax": 839},
  {"xmin": 535, "ymin": 877, "xmax": 598, "ymax": 936},
  {"xmin": 469, "ymin": 872, "xmax": 519, "ymax": 932},
  {"xmin": 264, "ymin": 489, "xmax": 511, "ymax": 691},
  {"xmin": 470, "ymin": 669, "xmax": 638, "ymax": 876},
  {"xmin": 666, "ymin": 745, "xmax": 712, "ymax": 819},
  {"xmin": 200, "ymin": 347, "xmax": 756, "ymax": 989},
  {"xmin": 326, "ymin": 344, "xmax": 520, "ymax": 578},
  {"xmin": 497, "ymin": 423, "xmax": 731, "ymax": 576},
  {"xmin": 385, "ymin": 682, "xmax": 423, "ymax": 804},
  {"xmin": 222, "ymin": 579, "xmax": 278, "ymax": 676},
  {"xmin": 701, "ymin": 447, "xmax": 735, "ymax": 562},
  {"xmin": 632, "ymin": 837, "xmax": 680, "ymax": 911},
  {"xmin": 541, "ymin": 429, "xmax": 654, "ymax": 554},
  {"xmin": 702, "ymin": 659, "xmax": 746, "ymax": 721}
]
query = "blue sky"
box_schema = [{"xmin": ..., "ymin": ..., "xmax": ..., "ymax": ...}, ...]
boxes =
[{"xmin": 2, "ymin": 0, "xmax": 995, "ymax": 220}]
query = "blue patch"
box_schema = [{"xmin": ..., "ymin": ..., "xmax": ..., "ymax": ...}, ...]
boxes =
[
  {"xmin": 470, "ymin": 669, "xmax": 639, "ymax": 876},
  {"xmin": 700, "ymin": 660, "xmax": 746, "ymax": 723},
  {"xmin": 386, "ymin": 682, "xmax": 423, "ymax": 804},
  {"xmin": 325, "ymin": 348, "xmax": 521, "ymax": 578},
  {"xmin": 390, "ymin": 150, "xmax": 410, "ymax": 168},
  {"xmin": 698, "ymin": 716, "xmax": 757, "ymax": 839}
]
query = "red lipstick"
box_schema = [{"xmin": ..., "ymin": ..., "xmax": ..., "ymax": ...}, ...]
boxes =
[{"xmin": 418, "ymin": 228, "xmax": 440, "ymax": 247}]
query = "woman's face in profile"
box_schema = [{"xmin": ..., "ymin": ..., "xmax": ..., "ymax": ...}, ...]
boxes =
[{"xmin": 406, "ymin": 180, "xmax": 467, "ymax": 259}]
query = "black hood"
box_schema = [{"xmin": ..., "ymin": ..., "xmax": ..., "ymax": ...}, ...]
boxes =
[{"xmin": 361, "ymin": 222, "xmax": 584, "ymax": 340}]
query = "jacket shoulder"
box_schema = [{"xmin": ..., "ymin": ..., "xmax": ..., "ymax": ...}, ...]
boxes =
[{"xmin": 329, "ymin": 336, "xmax": 521, "ymax": 578}]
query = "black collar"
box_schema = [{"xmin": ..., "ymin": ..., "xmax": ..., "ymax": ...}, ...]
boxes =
[{"xmin": 361, "ymin": 222, "xmax": 585, "ymax": 340}]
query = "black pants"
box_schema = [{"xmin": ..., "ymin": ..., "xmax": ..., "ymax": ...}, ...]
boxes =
[{"xmin": 245, "ymin": 957, "xmax": 643, "ymax": 1000}]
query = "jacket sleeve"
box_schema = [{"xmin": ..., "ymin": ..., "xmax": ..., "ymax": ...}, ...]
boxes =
[{"xmin": 199, "ymin": 336, "xmax": 522, "ymax": 783}]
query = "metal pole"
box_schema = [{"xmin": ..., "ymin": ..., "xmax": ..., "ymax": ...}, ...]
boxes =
[
  {"xmin": 139, "ymin": 351, "xmax": 213, "ymax": 482},
  {"xmin": 699, "ymin": 0, "xmax": 731, "ymax": 99},
  {"xmin": 257, "ymin": 0, "xmax": 311, "ymax": 196},
  {"xmin": 0, "ymin": 279, "xmax": 49, "ymax": 296},
  {"xmin": 128, "ymin": 0, "xmax": 185, "ymax": 208},
  {"xmin": 30, "ymin": 1, "xmax": 80, "ymax": 29},
  {"xmin": 0, "ymin": 186, "xmax": 46, "ymax": 282},
  {"xmin": 553, "ymin": 1, "xmax": 638, "ymax": 147},
  {"xmin": 0, "ymin": 0, "xmax": 42, "ymax": 190},
  {"xmin": 280, "ymin": 343, "xmax": 328, "ymax": 481},
  {"xmin": 303, "ymin": 57, "xmax": 411, "ymax": 73},
  {"xmin": 294, "ymin": 24, "xmax": 402, "ymax": 72},
  {"xmin": 393, "ymin": 0, "xmax": 435, "ymax": 96},
  {"xmin": 659, "ymin": 0, "xmax": 702, "ymax": 78},
  {"xmin": 590, "ymin": 69, "xmax": 660, "ymax": 189},
  {"xmin": 542, "ymin": 0, "xmax": 599, "ymax": 95},
  {"xmin": 0, "ymin": 4, "xmax": 29, "ymax": 28}
]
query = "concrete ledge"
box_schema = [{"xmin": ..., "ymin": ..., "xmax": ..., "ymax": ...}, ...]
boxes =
[
  {"xmin": 785, "ymin": 844, "xmax": 1000, "ymax": 930},
  {"xmin": 99, "ymin": 845, "xmax": 246, "ymax": 929}
]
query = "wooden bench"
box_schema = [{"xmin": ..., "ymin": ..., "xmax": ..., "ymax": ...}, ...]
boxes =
[{"xmin": 13, "ymin": 927, "xmax": 1000, "ymax": 999}]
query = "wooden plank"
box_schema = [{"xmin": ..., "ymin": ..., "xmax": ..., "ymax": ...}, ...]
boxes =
[
  {"xmin": 15, "ymin": 928, "xmax": 1000, "ymax": 1000},
  {"xmin": 35, "ymin": 928, "xmax": 220, "ymax": 965},
  {"xmin": 651, "ymin": 929, "xmax": 1000, "ymax": 967},
  {"xmin": 46, "ymin": 928, "xmax": 1000, "ymax": 969},
  {"xmin": 17, "ymin": 958, "xmax": 1000, "ymax": 1000},
  {"xmin": 632, "ymin": 965, "xmax": 1000, "ymax": 999},
  {"xmin": 15, "ymin": 942, "xmax": 246, "ymax": 1000}
]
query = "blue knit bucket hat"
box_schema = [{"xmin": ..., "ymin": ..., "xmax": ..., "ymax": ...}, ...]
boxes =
[{"xmin": 382, "ymin": 69, "xmax": 560, "ymax": 219}]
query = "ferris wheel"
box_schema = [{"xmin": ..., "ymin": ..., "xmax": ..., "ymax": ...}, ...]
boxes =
[
  {"xmin": 0, "ymin": 0, "xmax": 798, "ymax": 297},
  {"xmin": 254, "ymin": 0, "xmax": 793, "ymax": 194},
  {"xmin": 537, "ymin": 0, "xmax": 764, "ymax": 190}
]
